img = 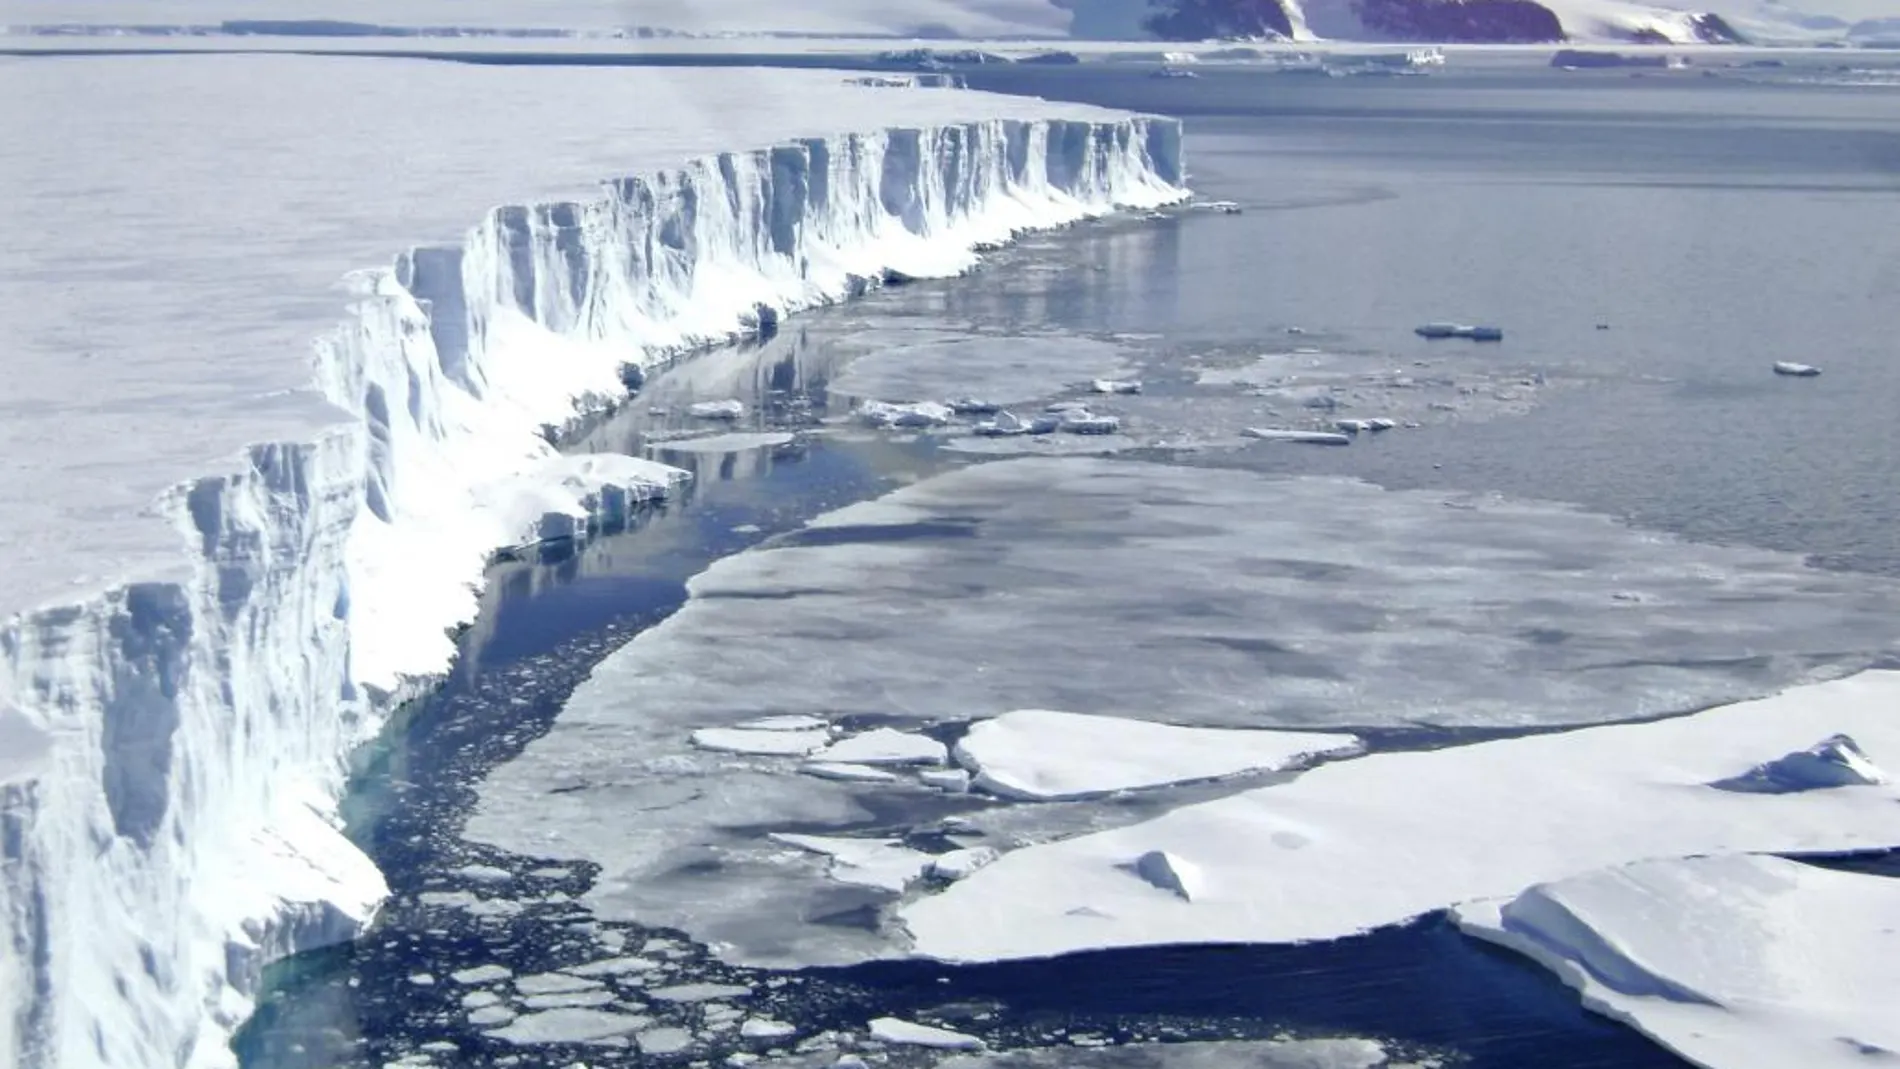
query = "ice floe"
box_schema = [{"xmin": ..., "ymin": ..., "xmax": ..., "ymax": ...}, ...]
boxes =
[
  {"xmin": 814, "ymin": 728, "xmax": 948, "ymax": 767},
  {"xmin": 901, "ymin": 671, "xmax": 1900, "ymax": 962},
  {"xmin": 933, "ymin": 1038, "xmax": 1398, "ymax": 1069},
  {"xmin": 566, "ymin": 956, "xmax": 659, "ymax": 977},
  {"xmin": 648, "ymin": 982, "xmax": 752, "ymax": 1003},
  {"xmin": 740, "ymin": 1017, "xmax": 798, "ymax": 1040},
  {"xmin": 772, "ymin": 834, "xmax": 934, "ymax": 893},
  {"xmin": 956, "ymin": 709, "xmax": 1360, "ymax": 800},
  {"xmin": 737, "ymin": 715, "xmax": 832, "ymax": 733},
  {"xmin": 692, "ymin": 727, "xmax": 833, "ymax": 756},
  {"xmin": 921, "ymin": 769, "xmax": 974, "ymax": 793},
  {"xmin": 800, "ymin": 762, "xmax": 905, "ymax": 784},
  {"xmin": 1454, "ymin": 853, "xmax": 1900, "ymax": 1069},
  {"xmin": 450, "ymin": 964, "xmax": 513, "ymax": 985},
  {"xmin": 870, "ymin": 1017, "xmax": 987, "ymax": 1050},
  {"xmin": 857, "ymin": 400, "xmax": 958, "ymax": 429},
  {"xmin": 638, "ymin": 1026, "xmax": 696, "ymax": 1054},
  {"xmin": 1242, "ymin": 428, "xmax": 1352, "ymax": 445},
  {"xmin": 486, "ymin": 1007, "xmax": 647, "ymax": 1045},
  {"xmin": 515, "ymin": 972, "xmax": 604, "ymax": 996}
]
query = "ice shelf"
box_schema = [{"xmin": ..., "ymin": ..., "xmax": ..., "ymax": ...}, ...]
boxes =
[{"xmin": 0, "ymin": 54, "xmax": 1184, "ymax": 1069}]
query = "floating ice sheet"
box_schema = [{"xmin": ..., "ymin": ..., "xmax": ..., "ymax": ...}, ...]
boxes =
[
  {"xmin": 900, "ymin": 672, "xmax": 1900, "ymax": 962},
  {"xmin": 1455, "ymin": 854, "xmax": 1900, "ymax": 1069}
]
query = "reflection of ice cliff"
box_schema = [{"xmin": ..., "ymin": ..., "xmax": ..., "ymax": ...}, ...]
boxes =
[{"xmin": 0, "ymin": 57, "xmax": 1184, "ymax": 1069}]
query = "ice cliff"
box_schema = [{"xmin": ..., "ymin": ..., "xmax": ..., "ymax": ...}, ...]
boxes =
[{"xmin": 0, "ymin": 74, "xmax": 1186, "ymax": 1068}]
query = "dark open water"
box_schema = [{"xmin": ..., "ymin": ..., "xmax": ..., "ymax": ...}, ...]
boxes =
[{"xmin": 239, "ymin": 58, "xmax": 1900, "ymax": 1069}]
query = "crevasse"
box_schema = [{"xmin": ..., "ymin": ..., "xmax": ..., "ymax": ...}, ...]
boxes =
[{"xmin": 0, "ymin": 115, "xmax": 1186, "ymax": 1068}]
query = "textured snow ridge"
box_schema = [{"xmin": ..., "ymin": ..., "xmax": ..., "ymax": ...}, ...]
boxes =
[{"xmin": 0, "ymin": 110, "xmax": 1185, "ymax": 1069}]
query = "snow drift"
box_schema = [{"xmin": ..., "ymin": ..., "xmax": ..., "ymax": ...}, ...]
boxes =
[{"xmin": 0, "ymin": 60, "xmax": 1184, "ymax": 1069}]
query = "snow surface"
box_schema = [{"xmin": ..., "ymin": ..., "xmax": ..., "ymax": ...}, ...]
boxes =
[
  {"xmin": 900, "ymin": 671, "xmax": 1900, "ymax": 961},
  {"xmin": 956, "ymin": 709, "xmax": 1361, "ymax": 800},
  {"xmin": 1454, "ymin": 854, "xmax": 1900, "ymax": 1069},
  {"xmin": 0, "ymin": 55, "xmax": 1182, "ymax": 1069}
]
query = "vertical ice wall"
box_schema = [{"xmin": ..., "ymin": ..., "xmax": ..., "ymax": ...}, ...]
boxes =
[{"xmin": 0, "ymin": 115, "xmax": 1184, "ymax": 1069}]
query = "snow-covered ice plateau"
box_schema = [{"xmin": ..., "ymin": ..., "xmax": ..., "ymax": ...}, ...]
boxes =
[
  {"xmin": 900, "ymin": 671, "xmax": 1900, "ymax": 961},
  {"xmin": 1454, "ymin": 854, "xmax": 1900, "ymax": 1069},
  {"xmin": 0, "ymin": 55, "xmax": 1183, "ymax": 1069}
]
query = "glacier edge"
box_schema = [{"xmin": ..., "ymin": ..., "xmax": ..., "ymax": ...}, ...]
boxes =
[{"xmin": 0, "ymin": 112, "xmax": 1185, "ymax": 1069}]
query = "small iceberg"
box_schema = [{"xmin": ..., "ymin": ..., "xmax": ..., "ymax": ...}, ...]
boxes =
[
  {"xmin": 1335, "ymin": 418, "xmax": 1398, "ymax": 434},
  {"xmin": 1416, "ymin": 323, "xmax": 1503, "ymax": 342},
  {"xmin": 1091, "ymin": 379, "xmax": 1143, "ymax": 395},
  {"xmin": 1773, "ymin": 361, "xmax": 1821, "ymax": 377},
  {"xmin": 948, "ymin": 398, "xmax": 1001, "ymax": 415},
  {"xmin": 1242, "ymin": 427, "xmax": 1352, "ymax": 446}
]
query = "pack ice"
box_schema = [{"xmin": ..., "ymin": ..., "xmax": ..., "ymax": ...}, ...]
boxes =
[{"xmin": 0, "ymin": 55, "xmax": 1184, "ymax": 1069}]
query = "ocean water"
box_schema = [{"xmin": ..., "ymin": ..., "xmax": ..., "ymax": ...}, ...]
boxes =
[{"xmin": 241, "ymin": 59, "xmax": 1900, "ymax": 1069}]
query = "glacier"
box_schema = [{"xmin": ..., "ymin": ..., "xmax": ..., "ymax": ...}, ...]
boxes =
[{"xmin": 0, "ymin": 54, "xmax": 1184, "ymax": 1069}]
